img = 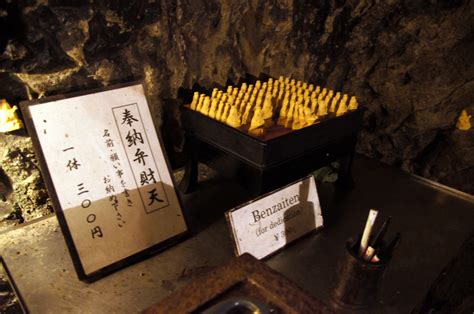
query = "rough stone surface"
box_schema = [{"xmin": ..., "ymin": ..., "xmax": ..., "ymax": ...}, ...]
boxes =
[
  {"xmin": 0, "ymin": 1, "xmax": 472, "ymax": 228},
  {"xmin": 0, "ymin": 262, "xmax": 22, "ymax": 313},
  {"xmin": 0, "ymin": 133, "xmax": 53, "ymax": 230}
]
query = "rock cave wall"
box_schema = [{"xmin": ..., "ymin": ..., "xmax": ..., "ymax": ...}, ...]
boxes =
[{"xmin": 0, "ymin": 0, "xmax": 473, "ymax": 228}]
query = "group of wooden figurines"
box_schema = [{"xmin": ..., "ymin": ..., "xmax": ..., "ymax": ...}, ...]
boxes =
[{"xmin": 188, "ymin": 76, "xmax": 359, "ymax": 136}]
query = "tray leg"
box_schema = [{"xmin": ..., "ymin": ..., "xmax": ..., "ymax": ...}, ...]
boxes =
[
  {"xmin": 179, "ymin": 136, "xmax": 199, "ymax": 193},
  {"xmin": 251, "ymin": 172, "xmax": 265, "ymax": 198},
  {"xmin": 337, "ymin": 152, "xmax": 355, "ymax": 188}
]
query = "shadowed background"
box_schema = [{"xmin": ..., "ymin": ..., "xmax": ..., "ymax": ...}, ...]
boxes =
[{"xmin": 0, "ymin": 0, "xmax": 473, "ymax": 228}]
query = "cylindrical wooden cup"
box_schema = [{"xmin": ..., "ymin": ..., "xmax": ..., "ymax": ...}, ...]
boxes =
[{"xmin": 331, "ymin": 238, "xmax": 388, "ymax": 309}]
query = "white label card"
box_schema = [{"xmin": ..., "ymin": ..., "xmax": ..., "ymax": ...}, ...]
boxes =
[
  {"xmin": 25, "ymin": 83, "xmax": 187, "ymax": 277},
  {"xmin": 226, "ymin": 176, "xmax": 323, "ymax": 259}
]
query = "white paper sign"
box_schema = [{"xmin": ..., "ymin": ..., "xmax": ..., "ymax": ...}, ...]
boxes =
[
  {"xmin": 24, "ymin": 83, "xmax": 187, "ymax": 278},
  {"xmin": 226, "ymin": 176, "xmax": 323, "ymax": 259}
]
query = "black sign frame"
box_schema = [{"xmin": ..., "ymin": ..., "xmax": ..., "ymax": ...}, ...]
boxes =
[{"xmin": 20, "ymin": 81, "xmax": 189, "ymax": 282}]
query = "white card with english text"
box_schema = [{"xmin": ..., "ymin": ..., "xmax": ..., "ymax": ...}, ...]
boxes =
[{"xmin": 226, "ymin": 176, "xmax": 323, "ymax": 259}]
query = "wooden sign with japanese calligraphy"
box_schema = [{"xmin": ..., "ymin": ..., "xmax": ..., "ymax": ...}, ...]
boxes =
[{"xmin": 20, "ymin": 82, "xmax": 188, "ymax": 281}]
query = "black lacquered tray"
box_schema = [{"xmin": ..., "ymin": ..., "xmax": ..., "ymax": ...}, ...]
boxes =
[{"xmin": 181, "ymin": 106, "xmax": 365, "ymax": 169}]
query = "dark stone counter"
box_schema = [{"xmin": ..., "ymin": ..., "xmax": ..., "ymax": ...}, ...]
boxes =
[{"xmin": 0, "ymin": 155, "xmax": 472, "ymax": 313}]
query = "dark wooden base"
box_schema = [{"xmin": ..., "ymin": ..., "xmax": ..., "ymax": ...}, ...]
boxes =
[
  {"xmin": 179, "ymin": 106, "xmax": 364, "ymax": 196},
  {"xmin": 179, "ymin": 134, "xmax": 357, "ymax": 197}
]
